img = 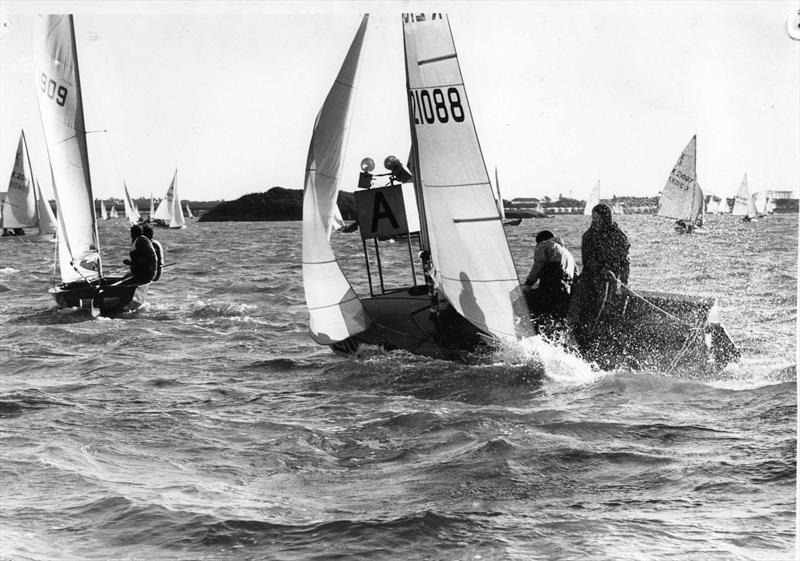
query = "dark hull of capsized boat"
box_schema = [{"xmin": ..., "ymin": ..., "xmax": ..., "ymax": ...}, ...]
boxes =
[
  {"xmin": 330, "ymin": 286, "xmax": 739, "ymax": 372},
  {"xmin": 49, "ymin": 277, "xmax": 149, "ymax": 316}
]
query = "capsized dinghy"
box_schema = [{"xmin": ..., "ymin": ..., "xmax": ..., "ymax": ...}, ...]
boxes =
[
  {"xmin": 35, "ymin": 15, "xmax": 148, "ymax": 315},
  {"xmin": 301, "ymin": 14, "xmax": 739, "ymax": 371}
]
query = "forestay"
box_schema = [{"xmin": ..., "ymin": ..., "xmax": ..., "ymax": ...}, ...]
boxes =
[
  {"xmin": 2, "ymin": 131, "xmax": 37, "ymax": 230},
  {"xmin": 34, "ymin": 15, "xmax": 101, "ymax": 283},
  {"xmin": 403, "ymin": 13, "xmax": 531, "ymax": 340},
  {"xmin": 658, "ymin": 136, "xmax": 704, "ymax": 222},
  {"xmin": 302, "ymin": 15, "xmax": 370, "ymax": 345}
]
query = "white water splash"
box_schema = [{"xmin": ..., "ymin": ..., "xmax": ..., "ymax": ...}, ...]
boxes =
[{"xmin": 491, "ymin": 334, "xmax": 603, "ymax": 386}]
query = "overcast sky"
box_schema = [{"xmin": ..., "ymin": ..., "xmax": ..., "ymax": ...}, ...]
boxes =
[{"xmin": 1, "ymin": 1, "xmax": 798, "ymax": 203}]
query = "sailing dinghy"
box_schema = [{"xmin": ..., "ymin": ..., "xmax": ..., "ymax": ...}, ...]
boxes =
[
  {"xmin": 301, "ymin": 14, "xmax": 738, "ymax": 371},
  {"xmin": 732, "ymin": 173, "xmax": 757, "ymax": 221},
  {"xmin": 123, "ymin": 182, "xmax": 142, "ymax": 225},
  {"xmin": 152, "ymin": 169, "xmax": 186, "ymax": 228},
  {"xmin": 657, "ymin": 135, "xmax": 705, "ymax": 234},
  {"xmin": 494, "ymin": 168, "xmax": 521, "ymax": 226},
  {"xmin": 583, "ymin": 181, "xmax": 601, "ymax": 215},
  {"xmin": 35, "ymin": 14, "xmax": 148, "ymax": 315},
  {"xmin": 2, "ymin": 130, "xmax": 57, "ymax": 237}
]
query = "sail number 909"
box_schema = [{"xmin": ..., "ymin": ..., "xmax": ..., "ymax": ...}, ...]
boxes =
[
  {"xmin": 410, "ymin": 88, "xmax": 465, "ymax": 125},
  {"xmin": 39, "ymin": 73, "xmax": 68, "ymax": 107}
]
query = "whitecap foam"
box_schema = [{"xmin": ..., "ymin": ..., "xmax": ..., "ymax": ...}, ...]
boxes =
[{"xmin": 0, "ymin": 266, "xmax": 20, "ymax": 275}]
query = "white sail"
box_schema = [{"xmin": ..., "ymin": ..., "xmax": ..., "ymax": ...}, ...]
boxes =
[
  {"xmin": 657, "ymin": 136, "xmax": 704, "ymax": 223},
  {"xmin": 752, "ymin": 192, "xmax": 767, "ymax": 215},
  {"xmin": 732, "ymin": 173, "xmax": 756, "ymax": 218},
  {"xmin": 153, "ymin": 169, "xmax": 185, "ymax": 227},
  {"xmin": 35, "ymin": 178, "xmax": 58, "ymax": 234},
  {"xmin": 123, "ymin": 182, "xmax": 141, "ymax": 224},
  {"xmin": 494, "ymin": 166, "xmax": 506, "ymax": 220},
  {"xmin": 583, "ymin": 181, "xmax": 600, "ymax": 215},
  {"xmin": 108, "ymin": 204, "xmax": 118, "ymax": 218},
  {"xmin": 403, "ymin": 13, "xmax": 531, "ymax": 340},
  {"xmin": 330, "ymin": 203, "xmax": 346, "ymax": 233},
  {"xmin": 35, "ymin": 15, "xmax": 101, "ymax": 283},
  {"xmin": 302, "ymin": 14, "xmax": 370, "ymax": 344},
  {"xmin": 1, "ymin": 131, "xmax": 37, "ymax": 230},
  {"xmin": 185, "ymin": 204, "xmax": 194, "ymax": 218},
  {"xmin": 766, "ymin": 198, "xmax": 776, "ymax": 213},
  {"xmin": 99, "ymin": 200, "xmax": 108, "ymax": 220}
]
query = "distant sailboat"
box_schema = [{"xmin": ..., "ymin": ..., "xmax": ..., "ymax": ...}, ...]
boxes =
[
  {"xmin": 657, "ymin": 135, "xmax": 705, "ymax": 233},
  {"xmin": 612, "ymin": 200, "xmax": 626, "ymax": 215},
  {"xmin": 2, "ymin": 130, "xmax": 50, "ymax": 236},
  {"xmin": 731, "ymin": 173, "xmax": 757, "ymax": 221},
  {"xmin": 766, "ymin": 198, "xmax": 776, "ymax": 214},
  {"xmin": 108, "ymin": 204, "xmax": 119, "ymax": 219},
  {"xmin": 185, "ymin": 203, "xmax": 194, "ymax": 218},
  {"xmin": 123, "ymin": 181, "xmax": 141, "ymax": 225},
  {"xmin": 494, "ymin": 167, "xmax": 521, "ymax": 226},
  {"xmin": 583, "ymin": 181, "xmax": 601, "ymax": 215},
  {"xmin": 35, "ymin": 14, "xmax": 148, "ymax": 314},
  {"xmin": 99, "ymin": 200, "xmax": 108, "ymax": 220},
  {"xmin": 152, "ymin": 169, "xmax": 186, "ymax": 228}
]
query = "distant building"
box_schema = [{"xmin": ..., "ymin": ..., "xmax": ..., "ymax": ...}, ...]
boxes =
[{"xmin": 766, "ymin": 190, "xmax": 795, "ymax": 200}]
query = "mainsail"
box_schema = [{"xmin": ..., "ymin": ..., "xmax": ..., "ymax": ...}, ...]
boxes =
[
  {"xmin": 109, "ymin": 204, "xmax": 118, "ymax": 218},
  {"xmin": 185, "ymin": 204, "xmax": 194, "ymax": 218},
  {"xmin": 732, "ymin": 173, "xmax": 756, "ymax": 218},
  {"xmin": 657, "ymin": 136, "xmax": 704, "ymax": 223},
  {"xmin": 302, "ymin": 14, "xmax": 370, "ymax": 344},
  {"xmin": 34, "ymin": 14, "xmax": 101, "ymax": 283},
  {"xmin": 1, "ymin": 131, "xmax": 37, "ymax": 230},
  {"xmin": 403, "ymin": 13, "xmax": 531, "ymax": 340},
  {"xmin": 123, "ymin": 181, "xmax": 141, "ymax": 224},
  {"xmin": 99, "ymin": 201, "xmax": 108, "ymax": 220},
  {"xmin": 583, "ymin": 181, "xmax": 600, "ymax": 215},
  {"xmin": 153, "ymin": 169, "xmax": 186, "ymax": 228}
]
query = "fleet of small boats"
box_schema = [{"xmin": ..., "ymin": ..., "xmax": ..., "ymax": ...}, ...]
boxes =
[{"xmin": 301, "ymin": 13, "xmax": 739, "ymax": 372}]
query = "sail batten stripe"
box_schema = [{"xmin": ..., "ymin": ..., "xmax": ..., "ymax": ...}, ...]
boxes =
[
  {"xmin": 303, "ymin": 259, "xmax": 338, "ymax": 265},
  {"xmin": 425, "ymin": 181, "xmax": 491, "ymax": 189},
  {"xmin": 452, "ymin": 216, "xmax": 501, "ymax": 223},
  {"xmin": 408, "ymin": 82, "xmax": 464, "ymax": 90},
  {"xmin": 418, "ymin": 53, "xmax": 457, "ymax": 65},
  {"xmin": 440, "ymin": 275, "xmax": 521, "ymax": 284}
]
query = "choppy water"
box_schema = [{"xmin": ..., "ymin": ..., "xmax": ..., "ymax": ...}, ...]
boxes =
[{"xmin": 0, "ymin": 214, "xmax": 796, "ymax": 560}]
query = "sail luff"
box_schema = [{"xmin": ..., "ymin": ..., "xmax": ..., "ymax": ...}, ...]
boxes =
[
  {"xmin": 34, "ymin": 14, "xmax": 102, "ymax": 282},
  {"xmin": 402, "ymin": 13, "xmax": 531, "ymax": 341},
  {"xmin": 302, "ymin": 14, "xmax": 370, "ymax": 344}
]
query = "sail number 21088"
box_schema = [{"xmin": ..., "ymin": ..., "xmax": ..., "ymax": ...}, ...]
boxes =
[
  {"xmin": 39, "ymin": 73, "xmax": 68, "ymax": 107},
  {"xmin": 410, "ymin": 88, "xmax": 465, "ymax": 125}
]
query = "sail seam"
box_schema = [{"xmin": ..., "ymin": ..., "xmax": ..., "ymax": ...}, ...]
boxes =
[
  {"xmin": 302, "ymin": 259, "xmax": 338, "ymax": 265},
  {"xmin": 333, "ymin": 79, "xmax": 355, "ymax": 89},
  {"xmin": 408, "ymin": 82, "xmax": 463, "ymax": 90},
  {"xmin": 308, "ymin": 294, "xmax": 361, "ymax": 311},
  {"xmin": 440, "ymin": 275, "xmax": 521, "ymax": 283}
]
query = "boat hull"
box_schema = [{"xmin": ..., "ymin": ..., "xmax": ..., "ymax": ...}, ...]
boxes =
[
  {"xmin": 329, "ymin": 285, "xmax": 739, "ymax": 372},
  {"xmin": 49, "ymin": 277, "xmax": 149, "ymax": 316}
]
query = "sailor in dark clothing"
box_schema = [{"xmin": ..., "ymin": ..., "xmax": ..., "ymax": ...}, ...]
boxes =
[
  {"xmin": 569, "ymin": 203, "xmax": 631, "ymax": 360},
  {"xmin": 142, "ymin": 225, "xmax": 164, "ymax": 281},
  {"xmin": 522, "ymin": 230, "xmax": 577, "ymax": 319},
  {"xmin": 123, "ymin": 224, "xmax": 156, "ymax": 284}
]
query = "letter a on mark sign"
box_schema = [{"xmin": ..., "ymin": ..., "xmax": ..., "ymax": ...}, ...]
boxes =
[{"xmin": 355, "ymin": 185, "xmax": 409, "ymax": 241}]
